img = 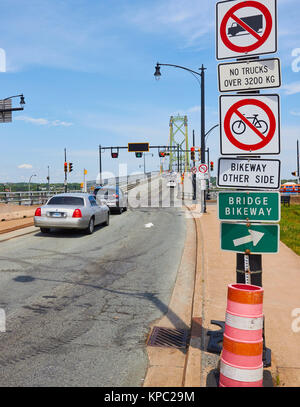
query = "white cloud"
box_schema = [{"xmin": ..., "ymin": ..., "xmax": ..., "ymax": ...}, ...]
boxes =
[
  {"xmin": 51, "ymin": 120, "xmax": 73, "ymax": 127},
  {"xmin": 290, "ymin": 110, "xmax": 300, "ymax": 116},
  {"xmin": 124, "ymin": 0, "xmax": 212, "ymax": 47},
  {"xmin": 18, "ymin": 164, "xmax": 33, "ymax": 169},
  {"xmin": 281, "ymin": 82, "xmax": 300, "ymax": 95},
  {"xmin": 188, "ymin": 105, "xmax": 200, "ymax": 113},
  {"xmin": 15, "ymin": 115, "xmax": 73, "ymax": 127}
]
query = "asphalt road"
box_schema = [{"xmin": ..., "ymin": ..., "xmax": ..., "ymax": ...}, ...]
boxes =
[{"xmin": 0, "ymin": 177, "xmax": 187, "ymax": 386}]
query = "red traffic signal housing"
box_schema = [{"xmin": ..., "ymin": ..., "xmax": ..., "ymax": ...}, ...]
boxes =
[
  {"xmin": 210, "ymin": 161, "xmax": 214, "ymax": 171},
  {"xmin": 159, "ymin": 151, "xmax": 165, "ymax": 157},
  {"xmin": 191, "ymin": 147, "xmax": 195, "ymax": 161},
  {"xmin": 64, "ymin": 162, "xmax": 68, "ymax": 172},
  {"xmin": 111, "ymin": 148, "xmax": 119, "ymax": 158}
]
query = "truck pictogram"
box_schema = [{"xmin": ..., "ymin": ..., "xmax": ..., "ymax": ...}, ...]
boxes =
[{"xmin": 228, "ymin": 14, "xmax": 263, "ymax": 37}]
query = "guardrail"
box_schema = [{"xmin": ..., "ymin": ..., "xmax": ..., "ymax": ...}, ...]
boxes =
[
  {"xmin": 0, "ymin": 172, "xmax": 160, "ymax": 206},
  {"xmin": 0, "ymin": 190, "xmax": 80, "ymax": 206},
  {"xmin": 87, "ymin": 171, "xmax": 160, "ymax": 193}
]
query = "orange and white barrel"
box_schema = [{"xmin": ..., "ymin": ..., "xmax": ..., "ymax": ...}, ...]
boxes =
[
  {"xmin": 219, "ymin": 284, "xmax": 264, "ymax": 387},
  {"xmin": 225, "ymin": 283, "xmax": 264, "ymax": 341}
]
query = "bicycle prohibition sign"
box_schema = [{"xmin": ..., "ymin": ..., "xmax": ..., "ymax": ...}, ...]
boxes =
[{"xmin": 220, "ymin": 95, "xmax": 280, "ymax": 155}]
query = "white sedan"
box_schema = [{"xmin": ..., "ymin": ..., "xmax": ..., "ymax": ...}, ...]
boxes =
[{"xmin": 34, "ymin": 193, "xmax": 110, "ymax": 234}]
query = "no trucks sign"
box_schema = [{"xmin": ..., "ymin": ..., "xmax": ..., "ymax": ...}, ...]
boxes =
[
  {"xmin": 216, "ymin": 0, "xmax": 277, "ymax": 60},
  {"xmin": 218, "ymin": 58, "xmax": 281, "ymax": 92}
]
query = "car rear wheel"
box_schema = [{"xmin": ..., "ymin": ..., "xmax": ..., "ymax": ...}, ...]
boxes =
[
  {"xmin": 40, "ymin": 227, "xmax": 50, "ymax": 234},
  {"xmin": 86, "ymin": 217, "xmax": 95, "ymax": 235}
]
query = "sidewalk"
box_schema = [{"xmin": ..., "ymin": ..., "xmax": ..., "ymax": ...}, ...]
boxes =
[
  {"xmin": 192, "ymin": 204, "xmax": 300, "ymax": 387},
  {"xmin": 144, "ymin": 203, "xmax": 300, "ymax": 387}
]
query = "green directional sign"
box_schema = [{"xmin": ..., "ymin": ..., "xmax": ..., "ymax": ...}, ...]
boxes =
[
  {"xmin": 218, "ymin": 191, "xmax": 280, "ymax": 222},
  {"xmin": 221, "ymin": 222, "xmax": 279, "ymax": 254}
]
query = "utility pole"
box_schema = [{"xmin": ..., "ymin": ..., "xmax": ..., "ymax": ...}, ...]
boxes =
[
  {"xmin": 83, "ymin": 169, "xmax": 87, "ymax": 192},
  {"xmin": 200, "ymin": 64, "xmax": 207, "ymax": 213},
  {"xmin": 192, "ymin": 130, "xmax": 196, "ymax": 201},
  {"xmin": 47, "ymin": 166, "xmax": 50, "ymax": 193},
  {"xmin": 297, "ymin": 140, "xmax": 300, "ymax": 184},
  {"xmin": 64, "ymin": 148, "xmax": 67, "ymax": 193},
  {"xmin": 99, "ymin": 145, "xmax": 103, "ymax": 186}
]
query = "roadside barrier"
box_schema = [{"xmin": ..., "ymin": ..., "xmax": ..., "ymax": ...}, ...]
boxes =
[{"xmin": 219, "ymin": 284, "xmax": 264, "ymax": 387}]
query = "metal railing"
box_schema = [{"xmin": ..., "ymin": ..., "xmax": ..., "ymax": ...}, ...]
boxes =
[
  {"xmin": 0, "ymin": 190, "xmax": 79, "ymax": 206},
  {"xmin": 0, "ymin": 172, "xmax": 160, "ymax": 206},
  {"xmin": 87, "ymin": 171, "xmax": 160, "ymax": 193}
]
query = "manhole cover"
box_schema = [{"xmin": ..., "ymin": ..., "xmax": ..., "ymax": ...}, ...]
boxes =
[{"xmin": 147, "ymin": 326, "xmax": 190, "ymax": 349}]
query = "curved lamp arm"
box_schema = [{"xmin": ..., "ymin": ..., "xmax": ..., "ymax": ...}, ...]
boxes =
[{"xmin": 205, "ymin": 124, "xmax": 219, "ymax": 141}]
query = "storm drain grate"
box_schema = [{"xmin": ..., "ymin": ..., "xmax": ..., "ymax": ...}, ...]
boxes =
[{"xmin": 147, "ymin": 326, "xmax": 190, "ymax": 349}]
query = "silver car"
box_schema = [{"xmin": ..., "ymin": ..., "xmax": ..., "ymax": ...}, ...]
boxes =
[
  {"xmin": 94, "ymin": 186, "xmax": 127, "ymax": 214},
  {"xmin": 34, "ymin": 193, "xmax": 110, "ymax": 234}
]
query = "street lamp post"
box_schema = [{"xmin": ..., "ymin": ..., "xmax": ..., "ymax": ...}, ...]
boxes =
[
  {"xmin": 0, "ymin": 94, "xmax": 25, "ymax": 113},
  {"xmin": 205, "ymin": 124, "xmax": 219, "ymax": 202},
  {"xmin": 154, "ymin": 62, "xmax": 207, "ymax": 211}
]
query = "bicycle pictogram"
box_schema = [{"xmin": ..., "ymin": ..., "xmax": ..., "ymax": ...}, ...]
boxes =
[{"xmin": 231, "ymin": 114, "xmax": 268, "ymax": 135}]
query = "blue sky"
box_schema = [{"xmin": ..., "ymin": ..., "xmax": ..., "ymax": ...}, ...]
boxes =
[{"xmin": 0, "ymin": 0, "xmax": 299, "ymax": 183}]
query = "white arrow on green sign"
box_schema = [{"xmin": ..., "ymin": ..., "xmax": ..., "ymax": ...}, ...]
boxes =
[
  {"xmin": 218, "ymin": 191, "xmax": 280, "ymax": 222},
  {"xmin": 221, "ymin": 222, "xmax": 279, "ymax": 254}
]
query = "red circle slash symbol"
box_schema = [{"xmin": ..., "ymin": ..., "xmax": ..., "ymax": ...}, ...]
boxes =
[
  {"xmin": 223, "ymin": 99, "xmax": 276, "ymax": 152},
  {"xmin": 198, "ymin": 164, "xmax": 208, "ymax": 173},
  {"xmin": 220, "ymin": 1, "xmax": 273, "ymax": 53}
]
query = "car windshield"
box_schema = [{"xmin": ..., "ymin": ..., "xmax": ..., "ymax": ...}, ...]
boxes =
[
  {"xmin": 47, "ymin": 196, "xmax": 84, "ymax": 206},
  {"xmin": 96, "ymin": 189, "xmax": 118, "ymax": 197}
]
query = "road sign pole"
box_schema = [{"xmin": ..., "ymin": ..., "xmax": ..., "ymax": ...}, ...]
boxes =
[
  {"xmin": 236, "ymin": 253, "xmax": 262, "ymax": 286},
  {"xmin": 64, "ymin": 148, "xmax": 67, "ymax": 193},
  {"xmin": 192, "ymin": 130, "xmax": 196, "ymax": 201}
]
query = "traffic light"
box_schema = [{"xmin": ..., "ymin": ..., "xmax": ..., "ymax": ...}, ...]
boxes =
[
  {"xmin": 291, "ymin": 171, "xmax": 297, "ymax": 176},
  {"xmin": 135, "ymin": 152, "xmax": 143, "ymax": 158},
  {"xmin": 210, "ymin": 161, "xmax": 214, "ymax": 171},
  {"xmin": 64, "ymin": 162, "xmax": 68, "ymax": 173},
  {"xmin": 198, "ymin": 148, "xmax": 201, "ymax": 161},
  {"xmin": 111, "ymin": 148, "xmax": 119, "ymax": 158},
  {"xmin": 159, "ymin": 151, "xmax": 165, "ymax": 158},
  {"xmin": 69, "ymin": 162, "xmax": 73, "ymax": 172},
  {"xmin": 191, "ymin": 147, "xmax": 195, "ymax": 161}
]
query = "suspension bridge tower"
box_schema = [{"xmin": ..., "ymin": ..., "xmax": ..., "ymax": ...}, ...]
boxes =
[{"xmin": 169, "ymin": 114, "xmax": 189, "ymax": 173}]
